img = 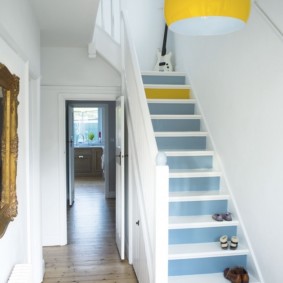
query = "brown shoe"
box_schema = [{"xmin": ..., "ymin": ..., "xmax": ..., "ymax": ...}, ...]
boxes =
[
  {"xmin": 224, "ymin": 267, "xmax": 242, "ymax": 283},
  {"xmin": 240, "ymin": 268, "xmax": 249, "ymax": 283}
]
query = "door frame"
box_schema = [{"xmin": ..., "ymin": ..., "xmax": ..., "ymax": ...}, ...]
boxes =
[{"xmin": 58, "ymin": 89, "xmax": 120, "ymax": 245}]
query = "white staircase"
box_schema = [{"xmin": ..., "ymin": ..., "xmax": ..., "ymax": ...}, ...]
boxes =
[{"xmin": 142, "ymin": 71, "xmax": 261, "ymax": 282}]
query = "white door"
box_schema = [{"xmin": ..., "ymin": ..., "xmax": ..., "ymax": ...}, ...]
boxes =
[
  {"xmin": 116, "ymin": 96, "xmax": 125, "ymax": 260},
  {"xmin": 67, "ymin": 105, "xmax": 75, "ymax": 206}
]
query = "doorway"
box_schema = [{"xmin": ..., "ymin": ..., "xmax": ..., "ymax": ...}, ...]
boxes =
[{"xmin": 66, "ymin": 101, "xmax": 117, "ymax": 209}]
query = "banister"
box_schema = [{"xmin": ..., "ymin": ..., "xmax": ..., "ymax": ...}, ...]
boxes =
[
  {"xmin": 121, "ymin": 10, "xmax": 168, "ymax": 283},
  {"xmin": 254, "ymin": 1, "xmax": 283, "ymax": 40}
]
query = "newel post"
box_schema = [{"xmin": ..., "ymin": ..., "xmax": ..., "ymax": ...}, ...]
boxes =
[{"xmin": 154, "ymin": 152, "xmax": 169, "ymax": 283}]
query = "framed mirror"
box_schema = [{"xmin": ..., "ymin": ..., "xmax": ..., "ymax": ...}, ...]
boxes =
[{"xmin": 0, "ymin": 63, "xmax": 19, "ymax": 238}]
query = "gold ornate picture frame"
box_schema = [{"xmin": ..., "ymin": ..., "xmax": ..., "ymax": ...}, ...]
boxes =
[{"xmin": 0, "ymin": 63, "xmax": 19, "ymax": 238}]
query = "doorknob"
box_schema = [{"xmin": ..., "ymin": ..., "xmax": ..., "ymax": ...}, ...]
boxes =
[{"xmin": 136, "ymin": 220, "xmax": 140, "ymax": 226}]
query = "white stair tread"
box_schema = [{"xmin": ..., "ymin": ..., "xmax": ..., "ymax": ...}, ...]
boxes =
[
  {"xmin": 144, "ymin": 84, "xmax": 190, "ymax": 89},
  {"xmin": 165, "ymin": 150, "xmax": 214, "ymax": 157},
  {"xmin": 168, "ymin": 242, "xmax": 249, "ymax": 260},
  {"xmin": 155, "ymin": 131, "xmax": 208, "ymax": 137},
  {"xmin": 169, "ymin": 215, "xmax": 238, "ymax": 229},
  {"xmin": 147, "ymin": 98, "xmax": 196, "ymax": 104},
  {"xmin": 168, "ymin": 273, "xmax": 260, "ymax": 283},
  {"xmin": 169, "ymin": 169, "xmax": 221, "ymax": 178},
  {"xmin": 169, "ymin": 190, "xmax": 229, "ymax": 202},
  {"xmin": 142, "ymin": 71, "xmax": 186, "ymax": 76},
  {"xmin": 151, "ymin": 114, "xmax": 201, "ymax": 119}
]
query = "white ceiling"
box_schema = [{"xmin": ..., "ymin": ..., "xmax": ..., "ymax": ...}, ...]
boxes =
[{"xmin": 30, "ymin": 0, "xmax": 100, "ymax": 47}]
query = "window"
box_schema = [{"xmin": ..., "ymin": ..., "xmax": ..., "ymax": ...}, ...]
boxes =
[{"xmin": 74, "ymin": 107, "xmax": 103, "ymax": 145}]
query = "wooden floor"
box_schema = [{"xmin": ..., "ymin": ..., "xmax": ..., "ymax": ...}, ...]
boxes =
[{"xmin": 43, "ymin": 177, "xmax": 138, "ymax": 283}]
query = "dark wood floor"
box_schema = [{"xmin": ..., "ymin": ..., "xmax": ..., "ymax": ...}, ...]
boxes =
[{"xmin": 43, "ymin": 177, "xmax": 137, "ymax": 283}]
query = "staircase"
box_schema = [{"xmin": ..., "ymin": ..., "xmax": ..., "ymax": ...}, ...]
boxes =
[{"xmin": 142, "ymin": 71, "xmax": 260, "ymax": 283}]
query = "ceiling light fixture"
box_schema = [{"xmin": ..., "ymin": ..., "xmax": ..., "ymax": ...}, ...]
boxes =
[{"xmin": 164, "ymin": 0, "xmax": 251, "ymax": 36}]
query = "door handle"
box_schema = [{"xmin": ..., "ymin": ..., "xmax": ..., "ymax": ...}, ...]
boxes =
[
  {"xmin": 136, "ymin": 220, "xmax": 140, "ymax": 226},
  {"xmin": 116, "ymin": 153, "xmax": 128, "ymax": 158}
]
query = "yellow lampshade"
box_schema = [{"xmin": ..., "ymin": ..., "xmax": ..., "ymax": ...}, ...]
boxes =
[{"xmin": 164, "ymin": 0, "xmax": 251, "ymax": 36}]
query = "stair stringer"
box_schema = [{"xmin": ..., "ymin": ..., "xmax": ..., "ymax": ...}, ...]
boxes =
[
  {"xmin": 91, "ymin": 25, "xmax": 121, "ymax": 72},
  {"xmin": 185, "ymin": 72, "xmax": 264, "ymax": 283}
]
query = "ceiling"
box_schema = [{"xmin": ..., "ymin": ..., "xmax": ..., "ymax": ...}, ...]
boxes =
[{"xmin": 30, "ymin": 0, "xmax": 100, "ymax": 47}]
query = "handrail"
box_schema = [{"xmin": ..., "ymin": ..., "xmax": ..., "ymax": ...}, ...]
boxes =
[
  {"xmin": 121, "ymin": 12, "xmax": 158, "ymax": 159},
  {"xmin": 254, "ymin": 1, "xmax": 283, "ymax": 40}
]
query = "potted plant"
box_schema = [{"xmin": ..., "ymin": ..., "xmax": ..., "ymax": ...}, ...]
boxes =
[{"xmin": 88, "ymin": 132, "xmax": 95, "ymax": 144}]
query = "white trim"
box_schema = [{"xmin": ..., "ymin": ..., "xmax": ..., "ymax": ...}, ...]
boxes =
[
  {"xmin": 168, "ymin": 242, "xmax": 249, "ymax": 260},
  {"xmin": 144, "ymin": 84, "xmax": 191, "ymax": 89},
  {"xmin": 147, "ymin": 98, "xmax": 196, "ymax": 104},
  {"xmin": 142, "ymin": 71, "xmax": 187, "ymax": 77},
  {"xmin": 151, "ymin": 114, "xmax": 201, "ymax": 120},
  {"xmin": 57, "ymin": 86, "xmax": 121, "ymax": 245},
  {"xmin": 155, "ymin": 131, "xmax": 208, "ymax": 137},
  {"xmin": 165, "ymin": 150, "xmax": 214, "ymax": 157}
]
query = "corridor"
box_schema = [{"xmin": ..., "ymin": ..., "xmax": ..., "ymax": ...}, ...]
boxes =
[{"xmin": 43, "ymin": 177, "xmax": 137, "ymax": 283}]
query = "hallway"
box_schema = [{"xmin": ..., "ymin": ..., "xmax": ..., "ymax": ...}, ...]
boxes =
[{"xmin": 43, "ymin": 177, "xmax": 137, "ymax": 283}]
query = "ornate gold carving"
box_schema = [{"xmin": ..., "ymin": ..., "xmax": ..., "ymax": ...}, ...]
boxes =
[{"xmin": 0, "ymin": 63, "xmax": 19, "ymax": 238}]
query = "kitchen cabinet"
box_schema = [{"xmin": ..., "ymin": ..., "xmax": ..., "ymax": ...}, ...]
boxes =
[{"xmin": 74, "ymin": 147, "xmax": 103, "ymax": 177}]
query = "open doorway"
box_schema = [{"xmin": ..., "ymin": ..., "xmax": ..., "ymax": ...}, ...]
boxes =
[{"xmin": 66, "ymin": 101, "xmax": 117, "ymax": 210}]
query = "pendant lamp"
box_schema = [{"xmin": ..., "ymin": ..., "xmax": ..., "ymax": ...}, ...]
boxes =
[{"xmin": 164, "ymin": 0, "xmax": 251, "ymax": 36}]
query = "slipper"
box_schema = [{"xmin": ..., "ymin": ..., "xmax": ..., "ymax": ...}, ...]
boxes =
[
  {"xmin": 220, "ymin": 235, "xmax": 228, "ymax": 249},
  {"xmin": 230, "ymin": 236, "xmax": 239, "ymax": 250},
  {"xmin": 212, "ymin": 213, "xmax": 223, "ymax": 221},
  {"xmin": 222, "ymin": 212, "xmax": 232, "ymax": 221}
]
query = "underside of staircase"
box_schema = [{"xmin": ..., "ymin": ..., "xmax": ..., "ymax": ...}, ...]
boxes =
[{"xmin": 141, "ymin": 71, "xmax": 261, "ymax": 283}]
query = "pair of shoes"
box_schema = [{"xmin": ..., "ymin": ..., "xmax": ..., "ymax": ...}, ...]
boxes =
[
  {"xmin": 224, "ymin": 267, "xmax": 249, "ymax": 283},
  {"xmin": 220, "ymin": 235, "xmax": 238, "ymax": 250},
  {"xmin": 212, "ymin": 212, "xmax": 232, "ymax": 221}
]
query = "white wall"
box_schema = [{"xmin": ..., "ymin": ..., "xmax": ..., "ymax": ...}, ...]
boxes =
[
  {"xmin": 125, "ymin": 0, "xmax": 170, "ymax": 72},
  {"xmin": 172, "ymin": 3, "xmax": 283, "ymax": 282},
  {"xmin": 0, "ymin": 1, "xmax": 41, "ymax": 282},
  {"xmin": 40, "ymin": 47, "xmax": 121, "ymax": 246},
  {"xmin": 41, "ymin": 47, "xmax": 121, "ymax": 86},
  {"xmin": 0, "ymin": 0, "xmax": 40, "ymax": 76}
]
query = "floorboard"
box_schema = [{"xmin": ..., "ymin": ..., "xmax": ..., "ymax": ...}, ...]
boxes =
[{"xmin": 43, "ymin": 177, "xmax": 137, "ymax": 283}]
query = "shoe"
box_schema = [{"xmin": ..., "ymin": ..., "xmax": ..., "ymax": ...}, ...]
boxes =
[
  {"xmin": 212, "ymin": 213, "xmax": 223, "ymax": 221},
  {"xmin": 222, "ymin": 212, "xmax": 232, "ymax": 221},
  {"xmin": 230, "ymin": 236, "xmax": 239, "ymax": 250},
  {"xmin": 236, "ymin": 267, "xmax": 249, "ymax": 283},
  {"xmin": 220, "ymin": 235, "xmax": 228, "ymax": 249},
  {"xmin": 224, "ymin": 267, "xmax": 242, "ymax": 283},
  {"xmin": 224, "ymin": 267, "xmax": 249, "ymax": 283},
  {"xmin": 212, "ymin": 212, "xmax": 232, "ymax": 222}
]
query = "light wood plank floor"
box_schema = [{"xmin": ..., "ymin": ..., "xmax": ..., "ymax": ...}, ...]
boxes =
[{"xmin": 43, "ymin": 177, "xmax": 138, "ymax": 283}]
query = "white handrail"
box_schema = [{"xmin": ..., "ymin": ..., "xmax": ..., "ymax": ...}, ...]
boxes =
[{"xmin": 254, "ymin": 1, "xmax": 283, "ymax": 40}]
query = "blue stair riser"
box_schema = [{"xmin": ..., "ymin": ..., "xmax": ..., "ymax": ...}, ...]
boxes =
[
  {"xmin": 169, "ymin": 200, "xmax": 227, "ymax": 216},
  {"xmin": 167, "ymin": 155, "xmax": 213, "ymax": 170},
  {"xmin": 169, "ymin": 176, "xmax": 220, "ymax": 192},
  {"xmin": 156, "ymin": 136, "xmax": 206, "ymax": 150},
  {"xmin": 142, "ymin": 74, "xmax": 186, "ymax": 85},
  {"xmin": 148, "ymin": 103, "xmax": 195, "ymax": 115},
  {"xmin": 169, "ymin": 226, "xmax": 238, "ymax": 244},
  {"xmin": 168, "ymin": 256, "xmax": 247, "ymax": 276},
  {"xmin": 152, "ymin": 119, "xmax": 200, "ymax": 132}
]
